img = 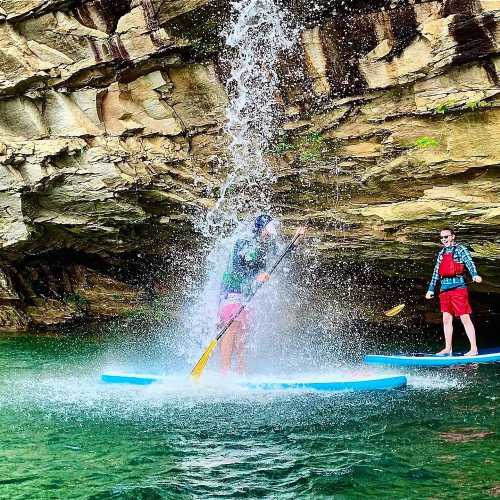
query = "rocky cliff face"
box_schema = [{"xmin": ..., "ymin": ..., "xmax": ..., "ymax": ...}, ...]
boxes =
[{"xmin": 0, "ymin": 0, "xmax": 499, "ymax": 331}]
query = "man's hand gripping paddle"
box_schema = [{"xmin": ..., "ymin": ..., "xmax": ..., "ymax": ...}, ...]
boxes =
[{"xmin": 190, "ymin": 231, "xmax": 304, "ymax": 381}]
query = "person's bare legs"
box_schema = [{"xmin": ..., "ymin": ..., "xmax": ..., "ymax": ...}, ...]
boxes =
[
  {"xmin": 437, "ymin": 312, "xmax": 454, "ymax": 354},
  {"xmin": 460, "ymin": 314, "xmax": 478, "ymax": 356},
  {"xmin": 219, "ymin": 322, "xmax": 240, "ymax": 375},
  {"xmin": 234, "ymin": 326, "xmax": 248, "ymax": 376}
]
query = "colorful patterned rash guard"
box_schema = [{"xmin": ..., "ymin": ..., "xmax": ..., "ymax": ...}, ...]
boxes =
[{"xmin": 221, "ymin": 237, "xmax": 277, "ymax": 299}]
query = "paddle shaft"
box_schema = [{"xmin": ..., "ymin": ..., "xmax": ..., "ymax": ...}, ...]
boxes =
[{"xmin": 214, "ymin": 233, "xmax": 301, "ymax": 343}]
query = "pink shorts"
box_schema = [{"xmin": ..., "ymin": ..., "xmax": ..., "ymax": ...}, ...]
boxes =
[{"xmin": 218, "ymin": 293, "xmax": 249, "ymax": 329}]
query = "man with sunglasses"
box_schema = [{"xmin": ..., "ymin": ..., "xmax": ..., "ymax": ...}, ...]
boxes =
[{"xmin": 425, "ymin": 228, "xmax": 482, "ymax": 355}]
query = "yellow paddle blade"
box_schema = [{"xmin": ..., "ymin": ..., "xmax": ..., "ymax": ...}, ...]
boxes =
[
  {"xmin": 190, "ymin": 339, "xmax": 218, "ymax": 381},
  {"xmin": 384, "ymin": 304, "xmax": 406, "ymax": 317}
]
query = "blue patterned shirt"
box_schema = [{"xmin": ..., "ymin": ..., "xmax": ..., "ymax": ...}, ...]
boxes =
[{"xmin": 428, "ymin": 244, "xmax": 478, "ymax": 293}]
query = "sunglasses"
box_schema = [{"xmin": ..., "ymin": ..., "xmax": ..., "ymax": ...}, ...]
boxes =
[{"xmin": 440, "ymin": 235, "xmax": 453, "ymax": 240}]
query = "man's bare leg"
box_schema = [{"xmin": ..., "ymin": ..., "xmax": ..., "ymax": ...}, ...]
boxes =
[
  {"xmin": 437, "ymin": 312, "xmax": 454, "ymax": 354},
  {"xmin": 460, "ymin": 314, "xmax": 478, "ymax": 356},
  {"xmin": 219, "ymin": 323, "xmax": 238, "ymax": 375}
]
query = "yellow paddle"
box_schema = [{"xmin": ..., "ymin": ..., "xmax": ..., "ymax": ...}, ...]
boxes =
[
  {"xmin": 191, "ymin": 233, "xmax": 302, "ymax": 381},
  {"xmin": 384, "ymin": 304, "xmax": 405, "ymax": 317}
]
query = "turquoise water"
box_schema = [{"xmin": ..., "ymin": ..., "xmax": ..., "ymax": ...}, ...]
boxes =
[{"xmin": 1, "ymin": 330, "xmax": 499, "ymax": 499}]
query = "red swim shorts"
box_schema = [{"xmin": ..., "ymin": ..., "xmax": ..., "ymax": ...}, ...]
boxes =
[
  {"xmin": 439, "ymin": 287, "xmax": 472, "ymax": 317},
  {"xmin": 218, "ymin": 293, "xmax": 250, "ymax": 329}
]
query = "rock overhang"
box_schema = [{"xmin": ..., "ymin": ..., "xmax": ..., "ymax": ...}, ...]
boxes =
[{"xmin": 0, "ymin": 0, "xmax": 499, "ymax": 330}]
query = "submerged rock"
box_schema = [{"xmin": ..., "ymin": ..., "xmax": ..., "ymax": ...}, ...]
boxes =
[{"xmin": 439, "ymin": 428, "xmax": 495, "ymax": 443}]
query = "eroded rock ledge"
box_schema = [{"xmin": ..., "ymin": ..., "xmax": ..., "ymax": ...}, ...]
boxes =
[{"xmin": 0, "ymin": 0, "xmax": 499, "ymax": 330}]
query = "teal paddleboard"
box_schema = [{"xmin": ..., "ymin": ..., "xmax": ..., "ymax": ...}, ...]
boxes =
[{"xmin": 101, "ymin": 372, "xmax": 407, "ymax": 391}]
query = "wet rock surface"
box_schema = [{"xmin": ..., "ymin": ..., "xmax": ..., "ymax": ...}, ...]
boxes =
[
  {"xmin": 0, "ymin": 0, "xmax": 499, "ymax": 329},
  {"xmin": 0, "ymin": 259, "xmax": 147, "ymax": 329}
]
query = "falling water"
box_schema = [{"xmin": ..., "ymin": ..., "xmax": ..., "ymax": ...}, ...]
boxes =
[
  {"xmin": 202, "ymin": 0, "xmax": 297, "ymax": 236},
  {"xmin": 179, "ymin": 0, "xmax": 298, "ymax": 363},
  {"xmin": 173, "ymin": 1, "xmax": 370, "ymax": 370}
]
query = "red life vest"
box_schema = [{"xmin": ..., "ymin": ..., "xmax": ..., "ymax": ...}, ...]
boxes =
[{"xmin": 439, "ymin": 248, "xmax": 465, "ymax": 278}]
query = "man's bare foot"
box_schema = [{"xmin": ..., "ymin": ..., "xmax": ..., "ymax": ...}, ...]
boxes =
[
  {"xmin": 436, "ymin": 348, "xmax": 452, "ymax": 355},
  {"xmin": 464, "ymin": 350, "xmax": 478, "ymax": 356}
]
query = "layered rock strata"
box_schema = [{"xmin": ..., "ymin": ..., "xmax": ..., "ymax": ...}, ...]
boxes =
[{"xmin": 0, "ymin": 0, "xmax": 499, "ymax": 330}]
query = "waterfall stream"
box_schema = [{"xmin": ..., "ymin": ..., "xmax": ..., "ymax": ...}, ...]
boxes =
[
  {"xmin": 182, "ymin": 0, "xmax": 298, "ymax": 364},
  {"xmin": 201, "ymin": 0, "xmax": 297, "ymax": 236}
]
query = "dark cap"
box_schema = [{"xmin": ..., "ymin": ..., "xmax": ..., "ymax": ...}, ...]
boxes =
[{"xmin": 253, "ymin": 214, "xmax": 273, "ymax": 235}]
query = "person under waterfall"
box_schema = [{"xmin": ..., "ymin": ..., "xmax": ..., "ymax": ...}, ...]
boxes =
[
  {"xmin": 425, "ymin": 228, "xmax": 482, "ymax": 356},
  {"xmin": 217, "ymin": 215, "xmax": 305, "ymax": 375}
]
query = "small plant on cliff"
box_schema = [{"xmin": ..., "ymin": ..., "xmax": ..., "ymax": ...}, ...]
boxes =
[
  {"xmin": 414, "ymin": 136, "xmax": 440, "ymax": 148},
  {"xmin": 435, "ymin": 100, "xmax": 458, "ymax": 115},
  {"xmin": 273, "ymin": 138, "xmax": 297, "ymax": 155},
  {"xmin": 299, "ymin": 132, "xmax": 324, "ymax": 162},
  {"xmin": 63, "ymin": 292, "xmax": 89, "ymax": 310},
  {"xmin": 465, "ymin": 99, "xmax": 490, "ymax": 111},
  {"xmin": 270, "ymin": 130, "xmax": 297, "ymax": 156},
  {"xmin": 271, "ymin": 131, "xmax": 327, "ymax": 162},
  {"xmin": 305, "ymin": 131, "xmax": 323, "ymax": 145},
  {"xmin": 300, "ymin": 150, "xmax": 318, "ymax": 162}
]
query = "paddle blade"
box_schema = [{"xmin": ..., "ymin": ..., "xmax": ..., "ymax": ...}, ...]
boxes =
[
  {"xmin": 384, "ymin": 304, "xmax": 405, "ymax": 317},
  {"xmin": 191, "ymin": 339, "xmax": 218, "ymax": 381}
]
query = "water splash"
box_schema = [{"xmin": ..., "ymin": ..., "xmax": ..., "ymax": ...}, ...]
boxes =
[{"xmin": 181, "ymin": 0, "xmax": 298, "ymax": 363}]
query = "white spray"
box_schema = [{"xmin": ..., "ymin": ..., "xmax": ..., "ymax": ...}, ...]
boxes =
[
  {"xmin": 178, "ymin": 0, "xmax": 298, "ymax": 364},
  {"xmin": 202, "ymin": 0, "xmax": 297, "ymax": 236}
]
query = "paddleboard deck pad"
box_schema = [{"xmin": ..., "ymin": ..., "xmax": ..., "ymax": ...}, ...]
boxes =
[
  {"xmin": 364, "ymin": 349, "xmax": 500, "ymax": 367},
  {"xmin": 101, "ymin": 372, "xmax": 407, "ymax": 391}
]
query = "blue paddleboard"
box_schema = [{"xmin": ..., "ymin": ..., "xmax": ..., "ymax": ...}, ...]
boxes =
[
  {"xmin": 364, "ymin": 348, "xmax": 500, "ymax": 368},
  {"xmin": 101, "ymin": 372, "xmax": 407, "ymax": 391},
  {"xmin": 101, "ymin": 372, "xmax": 164, "ymax": 385},
  {"xmin": 241, "ymin": 375, "xmax": 407, "ymax": 392}
]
